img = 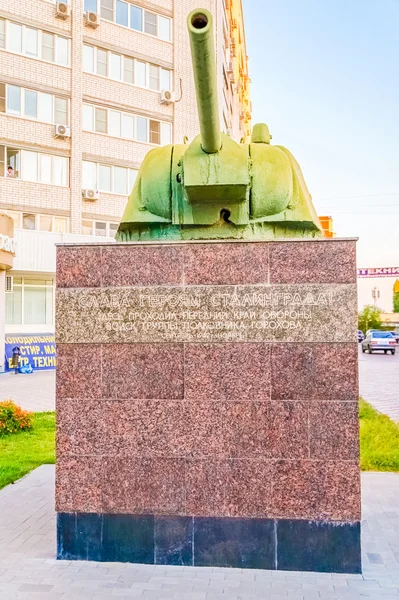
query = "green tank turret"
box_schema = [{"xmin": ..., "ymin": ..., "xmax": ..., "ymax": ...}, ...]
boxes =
[{"xmin": 116, "ymin": 8, "xmax": 323, "ymax": 242}]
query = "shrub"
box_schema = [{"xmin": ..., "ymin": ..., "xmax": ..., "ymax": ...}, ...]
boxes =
[{"xmin": 0, "ymin": 400, "xmax": 33, "ymax": 436}]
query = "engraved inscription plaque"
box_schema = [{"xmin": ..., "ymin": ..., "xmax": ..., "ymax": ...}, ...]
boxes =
[{"xmin": 56, "ymin": 283, "xmax": 357, "ymax": 344}]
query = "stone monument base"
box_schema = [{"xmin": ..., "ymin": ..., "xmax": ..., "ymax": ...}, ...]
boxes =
[{"xmin": 56, "ymin": 238, "xmax": 361, "ymax": 573}]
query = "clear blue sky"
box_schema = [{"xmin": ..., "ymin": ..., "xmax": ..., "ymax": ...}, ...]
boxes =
[{"xmin": 242, "ymin": 0, "xmax": 399, "ymax": 278}]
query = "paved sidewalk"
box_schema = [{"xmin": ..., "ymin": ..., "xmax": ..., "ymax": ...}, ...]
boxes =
[
  {"xmin": 0, "ymin": 466, "xmax": 398, "ymax": 599},
  {"xmin": 0, "ymin": 370, "xmax": 55, "ymax": 412},
  {"xmin": 359, "ymin": 347, "xmax": 399, "ymax": 421}
]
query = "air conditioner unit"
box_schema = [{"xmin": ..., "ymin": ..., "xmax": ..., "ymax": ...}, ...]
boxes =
[
  {"xmin": 54, "ymin": 124, "xmax": 71, "ymax": 138},
  {"xmin": 84, "ymin": 11, "xmax": 100, "ymax": 28},
  {"xmin": 5, "ymin": 275, "xmax": 13, "ymax": 293},
  {"xmin": 55, "ymin": 2, "xmax": 70, "ymax": 19},
  {"xmin": 160, "ymin": 90, "xmax": 177, "ymax": 105},
  {"xmin": 82, "ymin": 189, "xmax": 99, "ymax": 201}
]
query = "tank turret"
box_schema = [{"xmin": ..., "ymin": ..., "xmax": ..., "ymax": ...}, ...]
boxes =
[{"xmin": 116, "ymin": 8, "xmax": 323, "ymax": 242}]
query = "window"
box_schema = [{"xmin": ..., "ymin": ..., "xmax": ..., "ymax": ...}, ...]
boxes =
[
  {"xmin": 23, "ymin": 213, "xmax": 36, "ymax": 230},
  {"xmin": 84, "ymin": 0, "xmax": 97, "ymax": 11},
  {"xmin": 99, "ymin": 164, "xmax": 111, "ymax": 191},
  {"xmin": 158, "ymin": 16, "xmax": 171, "ymax": 42},
  {"xmin": 54, "ymin": 216, "xmax": 67, "ymax": 233},
  {"xmin": 55, "ymin": 97, "xmax": 68, "ymax": 125},
  {"xmin": 6, "ymin": 148, "xmax": 20, "ymax": 178},
  {"xmin": 82, "ymin": 220, "xmax": 93, "ymax": 235},
  {"xmin": 97, "ymin": 49, "xmax": 107, "ymax": 76},
  {"xmin": 109, "ymin": 223, "xmax": 118, "ymax": 238},
  {"xmin": 95, "ymin": 221, "xmax": 107, "ymax": 237},
  {"xmin": 149, "ymin": 120, "xmax": 160, "ymax": 145},
  {"xmin": 82, "ymin": 104, "xmax": 94, "ymax": 131},
  {"xmin": 82, "ymin": 220, "xmax": 120, "ymax": 238},
  {"xmin": 130, "ymin": 5, "xmax": 142, "ymax": 31},
  {"xmin": 42, "ymin": 32, "xmax": 54, "ymax": 62},
  {"xmin": 9, "ymin": 23, "xmax": 22, "ymax": 53},
  {"xmin": 22, "ymin": 151, "xmax": 38, "ymax": 182},
  {"xmin": 1, "ymin": 146, "xmax": 67, "ymax": 185},
  {"xmin": 123, "ymin": 56, "xmax": 134, "ymax": 84},
  {"xmin": 6, "ymin": 277, "xmax": 54, "ymax": 326},
  {"xmin": 149, "ymin": 65, "xmax": 159, "ymax": 91},
  {"xmin": 7, "ymin": 86, "xmax": 21, "ymax": 115},
  {"xmin": 38, "ymin": 93, "xmax": 53, "ymax": 123},
  {"xmin": 39, "ymin": 215, "xmax": 52, "ymax": 231},
  {"xmin": 122, "ymin": 114, "xmax": 134, "ymax": 139},
  {"xmin": 0, "ymin": 83, "xmax": 5, "ymax": 112},
  {"xmin": 0, "ymin": 19, "xmax": 5, "ymax": 49},
  {"xmin": 83, "ymin": 45, "xmax": 95, "ymax": 73},
  {"xmin": 25, "ymin": 27, "xmax": 38, "ymax": 57},
  {"xmin": 82, "ymin": 162, "xmax": 139, "ymax": 195},
  {"xmin": 161, "ymin": 68, "xmax": 171, "ymax": 91},
  {"xmin": 114, "ymin": 166, "xmax": 127, "ymax": 194},
  {"xmin": 108, "ymin": 110, "xmax": 121, "ymax": 137},
  {"xmin": 136, "ymin": 61, "xmax": 146, "ymax": 87},
  {"xmin": 56, "ymin": 37, "xmax": 69, "ymax": 66},
  {"xmin": 82, "ymin": 161, "xmax": 97, "ymax": 189},
  {"xmin": 116, "ymin": 0, "xmax": 128, "ymax": 26},
  {"xmin": 95, "ymin": 107, "xmax": 107, "ymax": 133},
  {"xmin": 109, "ymin": 53, "xmax": 121, "ymax": 80},
  {"xmin": 136, "ymin": 116, "xmax": 147, "ymax": 142},
  {"xmin": 161, "ymin": 122, "xmax": 172, "ymax": 145},
  {"xmin": 101, "ymin": 0, "xmax": 113, "ymax": 21},
  {"xmin": 144, "ymin": 11, "xmax": 157, "ymax": 36},
  {"xmin": 24, "ymin": 90, "xmax": 37, "ymax": 119}
]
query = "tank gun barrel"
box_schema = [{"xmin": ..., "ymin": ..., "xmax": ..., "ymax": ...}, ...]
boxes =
[{"xmin": 187, "ymin": 9, "xmax": 221, "ymax": 154}]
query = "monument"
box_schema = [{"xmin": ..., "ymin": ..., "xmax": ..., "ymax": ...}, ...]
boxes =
[{"xmin": 56, "ymin": 9, "xmax": 361, "ymax": 573}]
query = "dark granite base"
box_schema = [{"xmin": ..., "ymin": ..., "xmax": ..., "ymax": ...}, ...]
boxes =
[{"xmin": 57, "ymin": 513, "xmax": 361, "ymax": 573}]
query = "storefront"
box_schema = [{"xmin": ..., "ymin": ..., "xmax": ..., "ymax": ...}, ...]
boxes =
[{"xmin": 0, "ymin": 213, "xmax": 15, "ymax": 372}]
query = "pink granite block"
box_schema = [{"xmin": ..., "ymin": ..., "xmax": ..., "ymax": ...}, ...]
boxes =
[
  {"xmin": 271, "ymin": 343, "xmax": 358, "ymax": 401},
  {"xmin": 309, "ymin": 402, "xmax": 359, "ymax": 460},
  {"xmin": 102, "ymin": 457, "xmax": 186, "ymax": 515},
  {"xmin": 56, "ymin": 456, "xmax": 103, "ymax": 513},
  {"xmin": 56, "ymin": 246, "xmax": 102, "ymax": 288},
  {"xmin": 272, "ymin": 460, "xmax": 361, "ymax": 521},
  {"xmin": 101, "ymin": 344, "xmax": 184, "ymax": 399},
  {"xmin": 184, "ymin": 343, "xmax": 271, "ymax": 401},
  {"xmin": 185, "ymin": 459, "xmax": 273, "ymax": 518},
  {"xmin": 269, "ymin": 240, "xmax": 357, "ymax": 284},
  {"xmin": 101, "ymin": 245, "xmax": 184, "ymax": 287},
  {"xmin": 267, "ymin": 401, "xmax": 309, "ymax": 459},
  {"xmin": 56, "ymin": 344, "xmax": 102, "ymax": 399},
  {"xmin": 57, "ymin": 397, "xmax": 104, "ymax": 456},
  {"xmin": 184, "ymin": 243, "xmax": 269, "ymax": 285}
]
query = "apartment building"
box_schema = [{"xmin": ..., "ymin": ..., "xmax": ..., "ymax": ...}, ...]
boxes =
[{"xmin": 0, "ymin": 0, "xmax": 251, "ymax": 365}]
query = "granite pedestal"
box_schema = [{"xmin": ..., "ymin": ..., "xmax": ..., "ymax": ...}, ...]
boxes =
[{"xmin": 55, "ymin": 238, "xmax": 361, "ymax": 573}]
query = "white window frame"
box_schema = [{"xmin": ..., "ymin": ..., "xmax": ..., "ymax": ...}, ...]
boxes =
[
  {"xmin": 4, "ymin": 210, "xmax": 69, "ymax": 233},
  {"xmin": 0, "ymin": 19, "xmax": 70, "ymax": 67},
  {"xmin": 82, "ymin": 160, "xmax": 139, "ymax": 195},
  {"xmin": 5, "ymin": 276, "xmax": 55, "ymax": 329},
  {"xmin": 82, "ymin": 218, "xmax": 121, "ymax": 238},
  {"xmin": 85, "ymin": 0, "xmax": 172, "ymax": 41},
  {"xmin": 1, "ymin": 145, "xmax": 69, "ymax": 186},
  {"xmin": 2, "ymin": 83, "xmax": 69, "ymax": 125},
  {"xmin": 82, "ymin": 102, "xmax": 172, "ymax": 145},
  {"xmin": 83, "ymin": 44, "xmax": 172, "ymax": 93}
]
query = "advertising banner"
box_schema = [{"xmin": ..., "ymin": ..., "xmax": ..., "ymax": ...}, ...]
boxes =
[
  {"xmin": 4, "ymin": 334, "xmax": 56, "ymax": 372},
  {"xmin": 357, "ymin": 267, "xmax": 399, "ymax": 278}
]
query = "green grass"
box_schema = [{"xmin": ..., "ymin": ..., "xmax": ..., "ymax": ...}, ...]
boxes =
[
  {"xmin": 0, "ymin": 401, "xmax": 398, "ymax": 491},
  {"xmin": 360, "ymin": 399, "xmax": 399, "ymax": 472},
  {"xmin": 0, "ymin": 412, "xmax": 55, "ymax": 490}
]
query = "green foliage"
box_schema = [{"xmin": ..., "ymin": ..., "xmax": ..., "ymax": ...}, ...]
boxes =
[
  {"xmin": 360, "ymin": 400, "xmax": 399, "ymax": 472},
  {"xmin": 358, "ymin": 305, "xmax": 382, "ymax": 333},
  {"xmin": 0, "ymin": 400, "xmax": 33, "ymax": 436},
  {"xmin": 393, "ymin": 292, "xmax": 399, "ymax": 313},
  {"xmin": 0, "ymin": 412, "xmax": 55, "ymax": 489}
]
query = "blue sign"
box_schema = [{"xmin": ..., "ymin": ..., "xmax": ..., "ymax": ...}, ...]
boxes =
[{"xmin": 4, "ymin": 334, "xmax": 56, "ymax": 372}]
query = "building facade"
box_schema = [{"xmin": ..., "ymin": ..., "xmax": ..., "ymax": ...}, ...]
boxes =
[{"xmin": 0, "ymin": 0, "xmax": 251, "ymax": 358}]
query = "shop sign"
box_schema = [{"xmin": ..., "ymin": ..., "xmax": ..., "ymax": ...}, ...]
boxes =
[{"xmin": 4, "ymin": 334, "xmax": 56, "ymax": 372}]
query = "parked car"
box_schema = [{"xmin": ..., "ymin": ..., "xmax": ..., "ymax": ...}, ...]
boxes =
[
  {"xmin": 388, "ymin": 331, "xmax": 399, "ymax": 343},
  {"xmin": 358, "ymin": 330, "xmax": 364, "ymax": 343},
  {"xmin": 362, "ymin": 331, "xmax": 396, "ymax": 355}
]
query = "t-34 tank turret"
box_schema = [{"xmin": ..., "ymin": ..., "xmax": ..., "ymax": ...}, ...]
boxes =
[{"xmin": 116, "ymin": 8, "xmax": 323, "ymax": 241}]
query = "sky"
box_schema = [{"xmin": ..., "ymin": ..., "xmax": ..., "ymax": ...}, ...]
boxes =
[{"xmin": 242, "ymin": 0, "xmax": 399, "ymax": 310}]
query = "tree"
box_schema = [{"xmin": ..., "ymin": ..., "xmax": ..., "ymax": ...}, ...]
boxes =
[
  {"xmin": 394, "ymin": 293, "xmax": 399, "ymax": 313},
  {"xmin": 358, "ymin": 305, "xmax": 382, "ymax": 333}
]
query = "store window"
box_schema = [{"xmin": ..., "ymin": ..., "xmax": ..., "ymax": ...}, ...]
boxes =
[{"xmin": 6, "ymin": 278, "xmax": 54, "ymax": 326}]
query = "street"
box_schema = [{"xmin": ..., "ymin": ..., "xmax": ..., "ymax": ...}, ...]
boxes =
[{"xmin": 0, "ymin": 346, "xmax": 397, "ymax": 420}]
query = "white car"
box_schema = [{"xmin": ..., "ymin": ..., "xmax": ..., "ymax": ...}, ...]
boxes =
[{"xmin": 362, "ymin": 331, "xmax": 396, "ymax": 355}]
